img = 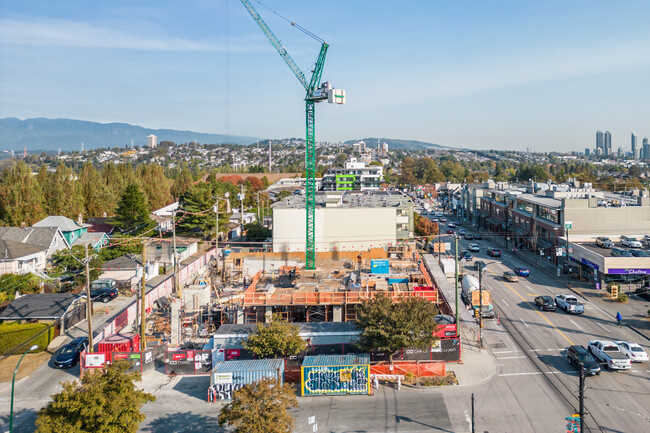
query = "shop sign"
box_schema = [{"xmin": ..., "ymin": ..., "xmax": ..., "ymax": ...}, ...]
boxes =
[
  {"xmin": 581, "ymin": 258, "xmax": 599, "ymax": 270},
  {"xmin": 608, "ymin": 268, "xmax": 650, "ymax": 275}
]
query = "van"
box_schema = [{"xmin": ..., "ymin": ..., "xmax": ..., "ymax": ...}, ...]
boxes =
[{"xmin": 620, "ymin": 235, "xmax": 642, "ymax": 248}]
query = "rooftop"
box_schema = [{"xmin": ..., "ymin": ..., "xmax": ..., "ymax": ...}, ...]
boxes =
[
  {"xmin": 33, "ymin": 216, "xmax": 90, "ymax": 232},
  {"xmin": 0, "ymin": 293, "xmax": 80, "ymax": 320}
]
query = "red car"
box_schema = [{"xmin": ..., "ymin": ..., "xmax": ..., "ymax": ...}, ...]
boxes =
[{"xmin": 446, "ymin": 229, "xmax": 455, "ymax": 235}]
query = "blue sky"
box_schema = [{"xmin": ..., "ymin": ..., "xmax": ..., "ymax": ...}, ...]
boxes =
[{"xmin": 2, "ymin": 0, "xmax": 650, "ymax": 151}]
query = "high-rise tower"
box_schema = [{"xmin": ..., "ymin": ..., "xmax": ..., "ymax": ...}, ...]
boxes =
[
  {"xmin": 631, "ymin": 133, "xmax": 639, "ymax": 159},
  {"xmin": 596, "ymin": 130, "xmax": 604, "ymax": 154},
  {"xmin": 604, "ymin": 131, "xmax": 612, "ymax": 155}
]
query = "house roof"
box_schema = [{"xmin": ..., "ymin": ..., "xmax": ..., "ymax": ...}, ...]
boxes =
[
  {"xmin": 0, "ymin": 293, "xmax": 80, "ymax": 320},
  {"xmin": 33, "ymin": 216, "xmax": 90, "ymax": 232},
  {"xmin": 86, "ymin": 217, "xmax": 116, "ymax": 234},
  {"xmin": 0, "ymin": 226, "xmax": 68, "ymax": 249},
  {"xmin": 0, "ymin": 239, "xmax": 47, "ymax": 259},
  {"xmin": 102, "ymin": 253, "xmax": 143, "ymax": 270},
  {"xmin": 72, "ymin": 232, "xmax": 109, "ymax": 248}
]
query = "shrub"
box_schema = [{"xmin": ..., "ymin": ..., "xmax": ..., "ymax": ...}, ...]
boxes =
[
  {"xmin": 617, "ymin": 293, "xmax": 628, "ymax": 303},
  {"xmin": 0, "ymin": 322, "xmax": 54, "ymax": 355}
]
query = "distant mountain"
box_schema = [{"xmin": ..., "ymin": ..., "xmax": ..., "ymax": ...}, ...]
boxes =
[
  {"xmin": 344, "ymin": 137, "xmax": 449, "ymax": 151},
  {"xmin": 0, "ymin": 118, "xmax": 259, "ymax": 152}
]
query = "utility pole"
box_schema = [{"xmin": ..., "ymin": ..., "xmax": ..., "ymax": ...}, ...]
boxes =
[
  {"xmin": 438, "ymin": 235, "xmax": 441, "ymax": 267},
  {"xmin": 471, "ymin": 393, "xmax": 475, "ymax": 433},
  {"xmin": 256, "ymin": 193, "xmax": 260, "ymax": 223},
  {"xmin": 172, "ymin": 211, "xmax": 179, "ymax": 299},
  {"xmin": 454, "ymin": 235, "xmax": 459, "ymax": 338},
  {"xmin": 565, "ymin": 221, "xmax": 572, "ymax": 287},
  {"xmin": 84, "ymin": 244, "xmax": 93, "ymax": 353},
  {"xmin": 239, "ymin": 185, "xmax": 245, "ymax": 237},
  {"xmin": 140, "ymin": 240, "xmax": 147, "ymax": 351},
  {"xmin": 579, "ymin": 362, "xmax": 585, "ymax": 433},
  {"xmin": 478, "ymin": 266, "xmax": 483, "ymax": 350}
]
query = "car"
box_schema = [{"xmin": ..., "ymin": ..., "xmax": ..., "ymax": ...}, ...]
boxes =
[
  {"xmin": 642, "ymin": 234, "xmax": 650, "ymax": 247},
  {"xmin": 534, "ymin": 295, "xmax": 556, "ymax": 311},
  {"xmin": 446, "ymin": 229, "xmax": 455, "ymax": 235},
  {"xmin": 464, "ymin": 233, "xmax": 474, "ymax": 240},
  {"xmin": 458, "ymin": 228, "xmax": 467, "ymax": 236},
  {"xmin": 514, "ymin": 266, "xmax": 529, "ymax": 276},
  {"xmin": 461, "ymin": 251, "xmax": 473, "ymax": 261},
  {"xmin": 630, "ymin": 249, "xmax": 650, "ymax": 257},
  {"xmin": 487, "ymin": 248, "xmax": 501, "ymax": 257},
  {"xmin": 611, "ymin": 248, "xmax": 633, "ymax": 257},
  {"xmin": 90, "ymin": 287, "xmax": 119, "ymax": 303},
  {"xmin": 474, "ymin": 260, "xmax": 487, "ymax": 272},
  {"xmin": 468, "ymin": 243, "xmax": 480, "ymax": 252},
  {"xmin": 555, "ymin": 294, "xmax": 584, "ymax": 314},
  {"xmin": 615, "ymin": 341, "xmax": 649, "ymax": 362},
  {"xmin": 634, "ymin": 287, "xmax": 650, "ymax": 301},
  {"xmin": 431, "ymin": 218, "xmax": 439, "ymax": 223},
  {"xmin": 455, "ymin": 221, "xmax": 463, "ymax": 226},
  {"xmin": 588, "ymin": 340, "xmax": 632, "ymax": 370},
  {"xmin": 502, "ymin": 271, "xmax": 519, "ymax": 282},
  {"xmin": 448, "ymin": 222, "xmax": 456, "ymax": 228},
  {"xmin": 566, "ymin": 345, "xmax": 601, "ymax": 376},
  {"xmin": 595, "ymin": 236, "xmax": 614, "ymax": 249},
  {"xmin": 53, "ymin": 337, "xmax": 88, "ymax": 368},
  {"xmin": 474, "ymin": 233, "xmax": 482, "ymax": 240},
  {"xmin": 440, "ymin": 217, "xmax": 447, "ymax": 222},
  {"xmin": 620, "ymin": 235, "xmax": 643, "ymax": 248}
]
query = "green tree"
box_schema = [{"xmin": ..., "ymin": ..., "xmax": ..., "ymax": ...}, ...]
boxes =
[
  {"xmin": 138, "ymin": 164, "xmax": 173, "ymax": 211},
  {"xmin": 178, "ymin": 182, "xmax": 216, "ymax": 235},
  {"xmin": 35, "ymin": 361, "xmax": 155, "ymax": 433},
  {"xmin": 43, "ymin": 163, "xmax": 85, "ymax": 218},
  {"xmin": 355, "ymin": 294, "xmax": 439, "ymax": 363},
  {"xmin": 0, "ymin": 161, "xmax": 46, "ymax": 226},
  {"xmin": 218, "ymin": 378, "xmax": 297, "ymax": 433},
  {"xmin": 114, "ymin": 184, "xmax": 154, "ymax": 234},
  {"xmin": 52, "ymin": 246, "xmax": 103, "ymax": 285},
  {"xmin": 78, "ymin": 162, "xmax": 115, "ymax": 217},
  {"xmin": 244, "ymin": 314, "xmax": 306, "ymax": 358},
  {"xmin": 244, "ymin": 223, "xmax": 271, "ymax": 241}
]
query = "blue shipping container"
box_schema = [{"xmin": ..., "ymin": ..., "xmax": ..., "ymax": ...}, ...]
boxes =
[
  {"xmin": 301, "ymin": 354, "xmax": 370, "ymax": 396},
  {"xmin": 209, "ymin": 359, "xmax": 284, "ymax": 401},
  {"xmin": 370, "ymin": 259, "xmax": 390, "ymax": 275}
]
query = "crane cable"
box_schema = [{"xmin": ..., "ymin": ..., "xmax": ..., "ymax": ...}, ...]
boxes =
[{"xmin": 255, "ymin": 0, "xmax": 324, "ymax": 43}]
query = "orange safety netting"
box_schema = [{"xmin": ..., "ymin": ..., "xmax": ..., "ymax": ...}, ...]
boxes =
[{"xmin": 370, "ymin": 361, "xmax": 446, "ymax": 377}]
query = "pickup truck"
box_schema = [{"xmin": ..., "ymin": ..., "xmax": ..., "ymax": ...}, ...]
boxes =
[
  {"xmin": 555, "ymin": 294, "xmax": 584, "ymax": 314},
  {"xmin": 588, "ymin": 340, "xmax": 632, "ymax": 370}
]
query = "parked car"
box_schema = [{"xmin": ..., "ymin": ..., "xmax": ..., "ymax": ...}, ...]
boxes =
[
  {"xmin": 534, "ymin": 295, "xmax": 556, "ymax": 311},
  {"xmin": 502, "ymin": 271, "xmax": 519, "ymax": 282},
  {"xmin": 588, "ymin": 340, "xmax": 632, "ymax": 370},
  {"xmin": 630, "ymin": 249, "xmax": 650, "ymax": 257},
  {"xmin": 620, "ymin": 235, "xmax": 643, "ymax": 248},
  {"xmin": 487, "ymin": 248, "xmax": 501, "ymax": 257},
  {"xmin": 615, "ymin": 341, "xmax": 649, "ymax": 362},
  {"xmin": 474, "ymin": 260, "xmax": 487, "ymax": 272},
  {"xmin": 464, "ymin": 233, "xmax": 474, "ymax": 240},
  {"xmin": 53, "ymin": 337, "xmax": 88, "ymax": 368},
  {"xmin": 555, "ymin": 294, "xmax": 584, "ymax": 314},
  {"xmin": 514, "ymin": 266, "xmax": 529, "ymax": 276},
  {"xmin": 461, "ymin": 250, "xmax": 473, "ymax": 261},
  {"xmin": 642, "ymin": 234, "xmax": 650, "ymax": 247},
  {"xmin": 595, "ymin": 236, "xmax": 614, "ymax": 249},
  {"xmin": 90, "ymin": 286, "xmax": 119, "ymax": 303},
  {"xmin": 468, "ymin": 243, "xmax": 480, "ymax": 252},
  {"xmin": 634, "ymin": 287, "xmax": 650, "ymax": 301},
  {"xmin": 566, "ymin": 345, "xmax": 601, "ymax": 375},
  {"xmin": 611, "ymin": 248, "xmax": 633, "ymax": 257}
]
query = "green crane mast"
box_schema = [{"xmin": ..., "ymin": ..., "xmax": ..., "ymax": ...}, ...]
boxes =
[{"xmin": 240, "ymin": 0, "xmax": 345, "ymax": 270}]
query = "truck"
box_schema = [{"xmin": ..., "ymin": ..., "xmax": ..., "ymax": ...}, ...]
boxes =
[
  {"xmin": 554, "ymin": 294, "xmax": 584, "ymax": 314},
  {"xmin": 461, "ymin": 274, "xmax": 495, "ymax": 318},
  {"xmin": 588, "ymin": 340, "xmax": 632, "ymax": 370}
]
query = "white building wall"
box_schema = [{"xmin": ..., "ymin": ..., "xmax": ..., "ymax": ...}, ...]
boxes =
[{"xmin": 273, "ymin": 207, "xmax": 397, "ymax": 252}]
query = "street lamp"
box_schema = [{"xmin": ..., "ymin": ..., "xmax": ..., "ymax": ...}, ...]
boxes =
[{"xmin": 10, "ymin": 344, "xmax": 38, "ymax": 432}]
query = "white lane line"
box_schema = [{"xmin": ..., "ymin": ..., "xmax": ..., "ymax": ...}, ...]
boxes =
[
  {"xmin": 500, "ymin": 372, "xmax": 543, "ymax": 376},
  {"xmin": 501, "ymin": 299, "xmax": 510, "ymax": 307},
  {"xmin": 497, "ymin": 356, "xmax": 526, "ymax": 360},
  {"xmin": 464, "ymin": 410, "xmax": 472, "ymax": 432},
  {"xmin": 596, "ymin": 322, "xmax": 610, "ymax": 333},
  {"xmin": 570, "ymin": 319, "xmax": 583, "ymax": 330},
  {"xmin": 493, "ymin": 350, "xmax": 515, "ymax": 354},
  {"xmin": 521, "ymin": 318, "xmax": 529, "ymax": 328}
]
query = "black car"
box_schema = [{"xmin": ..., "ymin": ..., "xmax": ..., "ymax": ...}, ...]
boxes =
[
  {"xmin": 90, "ymin": 287, "xmax": 118, "ymax": 303},
  {"xmin": 630, "ymin": 249, "xmax": 650, "ymax": 257},
  {"xmin": 534, "ymin": 295, "xmax": 556, "ymax": 311},
  {"xmin": 611, "ymin": 248, "xmax": 633, "ymax": 257},
  {"xmin": 487, "ymin": 248, "xmax": 501, "ymax": 257},
  {"xmin": 635, "ymin": 287, "xmax": 650, "ymax": 301},
  {"xmin": 464, "ymin": 233, "xmax": 474, "ymax": 240},
  {"xmin": 567, "ymin": 345, "xmax": 601, "ymax": 376},
  {"xmin": 474, "ymin": 233, "xmax": 482, "ymax": 240},
  {"xmin": 53, "ymin": 337, "xmax": 88, "ymax": 368},
  {"xmin": 461, "ymin": 250, "xmax": 473, "ymax": 261},
  {"xmin": 474, "ymin": 261, "xmax": 487, "ymax": 272}
]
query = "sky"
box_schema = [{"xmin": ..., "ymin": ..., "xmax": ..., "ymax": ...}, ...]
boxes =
[{"xmin": 2, "ymin": 0, "xmax": 650, "ymax": 152}]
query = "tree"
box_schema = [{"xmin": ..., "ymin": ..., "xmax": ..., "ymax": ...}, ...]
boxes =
[
  {"xmin": 355, "ymin": 294, "xmax": 439, "ymax": 363},
  {"xmin": 114, "ymin": 183, "xmax": 154, "ymax": 234},
  {"xmin": 0, "ymin": 161, "xmax": 46, "ymax": 226},
  {"xmin": 178, "ymin": 182, "xmax": 216, "ymax": 236},
  {"xmin": 52, "ymin": 245, "xmax": 103, "ymax": 285},
  {"xmin": 414, "ymin": 213, "xmax": 439, "ymax": 240},
  {"xmin": 35, "ymin": 361, "xmax": 155, "ymax": 433},
  {"xmin": 218, "ymin": 378, "xmax": 297, "ymax": 433},
  {"xmin": 244, "ymin": 223, "xmax": 271, "ymax": 241},
  {"xmin": 244, "ymin": 314, "xmax": 306, "ymax": 358}
]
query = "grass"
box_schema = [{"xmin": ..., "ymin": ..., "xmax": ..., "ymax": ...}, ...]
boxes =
[{"xmin": 0, "ymin": 322, "xmax": 54, "ymax": 355}]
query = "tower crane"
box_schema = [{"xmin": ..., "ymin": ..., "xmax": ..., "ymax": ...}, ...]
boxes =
[{"xmin": 240, "ymin": 0, "xmax": 345, "ymax": 270}]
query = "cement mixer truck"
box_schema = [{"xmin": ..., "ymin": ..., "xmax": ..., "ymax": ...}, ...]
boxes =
[{"xmin": 461, "ymin": 274, "xmax": 495, "ymax": 318}]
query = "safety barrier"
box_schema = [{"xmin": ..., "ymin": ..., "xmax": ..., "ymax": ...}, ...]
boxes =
[{"xmin": 370, "ymin": 361, "xmax": 446, "ymax": 377}]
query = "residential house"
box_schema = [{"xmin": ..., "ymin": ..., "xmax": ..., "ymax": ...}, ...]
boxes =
[
  {"xmin": 145, "ymin": 238, "xmax": 198, "ymax": 266},
  {"xmin": 0, "ymin": 293, "xmax": 86, "ymax": 333},
  {"xmin": 0, "ymin": 227, "xmax": 69, "ymax": 260},
  {"xmin": 33, "ymin": 215, "xmax": 90, "ymax": 246},
  {"xmin": 0, "ymin": 239, "xmax": 47, "ymax": 276},
  {"xmin": 72, "ymin": 232, "xmax": 110, "ymax": 251},
  {"xmin": 100, "ymin": 253, "xmax": 159, "ymax": 289}
]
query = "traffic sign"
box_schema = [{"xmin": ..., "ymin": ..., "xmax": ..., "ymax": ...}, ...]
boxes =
[{"xmin": 565, "ymin": 221, "xmax": 572, "ymax": 230}]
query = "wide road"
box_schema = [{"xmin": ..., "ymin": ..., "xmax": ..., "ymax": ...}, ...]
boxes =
[{"xmin": 443, "ymin": 223, "xmax": 650, "ymax": 433}]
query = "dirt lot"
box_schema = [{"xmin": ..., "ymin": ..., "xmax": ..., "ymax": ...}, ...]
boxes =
[{"xmin": 0, "ymin": 352, "xmax": 52, "ymax": 383}]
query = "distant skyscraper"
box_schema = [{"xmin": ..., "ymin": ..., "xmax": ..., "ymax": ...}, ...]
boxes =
[
  {"xmin": 631, "ymin": 133, "xmax": 639, "ymax": 159},
  {"xmin": 617, "ymin": 147, "xmax": 624, "ymax": 158},
  {"xmin": 585, "ymin": 148, "xmax": 591, "ymax": 156},
  {"xmin": 148, "ymin": 134, "xmax": 157, "ymax": 148},
  {"xmin": 604, "ymin": 131, "xmax": 612, "ymax": 155},
  {"xmin": 644, "ymin": 138, "xmax": 650, "ymax": 160},
  {"xmin": 596, "ymin": 130, "xmax": 604, "ymax": 154}
]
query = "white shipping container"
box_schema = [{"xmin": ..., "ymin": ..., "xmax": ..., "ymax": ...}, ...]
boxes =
[{"xmin": 440, "ymin": 258, "xmax": 456, "ymax": 277}]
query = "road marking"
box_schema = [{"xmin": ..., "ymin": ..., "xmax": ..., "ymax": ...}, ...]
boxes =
[
  {"xmin": 500, "ymin": 372, "xmax": 543, "ymax": 376},
  {"xmin": 501, "ymin": 299, "xmax": 510, "ymax": 307},
  {"xmin": 494, "ymin": 350, "xmax": 515, "ymax": 354},
  {"xmin": 570, "ymin": 319, "xmax": 583, "ymax": 330},
  {"xmin": 521, "ymin": 319, "xmax": 530, "ymax": 327},
  {"xmin": 497, "ymin": 356, "xmax": 526, "ymax": 360},
  {"xmin": 464, "ymin": 410, "xmax": 472, "ymax": 432},
  {"xmin": 596, "ymin": 322, "xmax": 610, "ymax": 333}
]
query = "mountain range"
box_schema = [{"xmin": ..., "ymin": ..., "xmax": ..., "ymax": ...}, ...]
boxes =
[
  {"xmin": 0, "ymin": 118, "xmax": 259, "ymax": 152},
  {"xmin": 343, "ymin": 137, "xmax": 447, "ymax": 150}
]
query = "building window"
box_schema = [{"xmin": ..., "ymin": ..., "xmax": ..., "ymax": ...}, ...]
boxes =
[{"xmin": 537, "ymin": 206, "xmax": 559, "ymax": 223}]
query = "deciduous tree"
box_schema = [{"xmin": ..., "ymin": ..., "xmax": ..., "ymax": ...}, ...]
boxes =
[
  {"xmin": 244, "ymin": 314, "xmax": 306, "ymax": 358},
  {"xmin": 218, "ymin": 378, "xmax": 297, "ymax": 433},
  {"xmin": 35, "ymin": 361, "xmax": 155, "ymax": 433}
]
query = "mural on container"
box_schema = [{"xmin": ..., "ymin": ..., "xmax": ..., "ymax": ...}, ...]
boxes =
[{"xmin": 302, "ymin": 365, "xmax": 369, "ymax": 395}]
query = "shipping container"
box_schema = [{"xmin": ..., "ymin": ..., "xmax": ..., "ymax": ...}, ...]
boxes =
[
  {"xmin": 96, "ymin": 333, "xmax": 140, "ymax": 353},
  {"xmin": 208, "ymin": 358, "xmax": 284, "ymax": 401},
  {"xmin": 301, "ymin": 354, "xmax": 370, "ymax": 396}
]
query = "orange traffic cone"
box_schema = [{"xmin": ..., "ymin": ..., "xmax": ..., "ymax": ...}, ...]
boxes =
[{"xmin": 105, "ymin": 306, "xmax": 109, "ymax": 314}]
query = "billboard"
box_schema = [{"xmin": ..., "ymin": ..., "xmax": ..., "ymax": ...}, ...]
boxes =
[{"xmin": 301, "ymin": 365, "xmax": 370, "ymax": 396}]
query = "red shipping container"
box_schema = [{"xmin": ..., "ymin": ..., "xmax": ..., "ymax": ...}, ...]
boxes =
[{"xmin": 97, "ymin": 333, "xmax": 140, "ymax": 353}]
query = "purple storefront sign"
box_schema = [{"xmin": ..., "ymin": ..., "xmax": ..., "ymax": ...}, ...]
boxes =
[
  {"xmin": 581, "ymin": 258, "xmax": 599, "ymax": 270},
  {"xmin": 607, "ymin": 268, "xmax": 650, "ymax": 275}
]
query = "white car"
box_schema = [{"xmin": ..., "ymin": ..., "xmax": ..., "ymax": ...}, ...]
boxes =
[
  {"xmin": 615, "ymin": 341, "xmax": 649, "ymax": 362},
  {"xmin": 468, "ymin": 243, "xmax": 480, "ymax": 252},
  {"xmin": 620, "ymin": 235, "xmax": 643, "ymax": 248}
]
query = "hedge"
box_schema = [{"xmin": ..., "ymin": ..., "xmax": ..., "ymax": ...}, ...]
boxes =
[{"xmin": 0, "ymin": 322, "xmax": 54, "ymax": 355}]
